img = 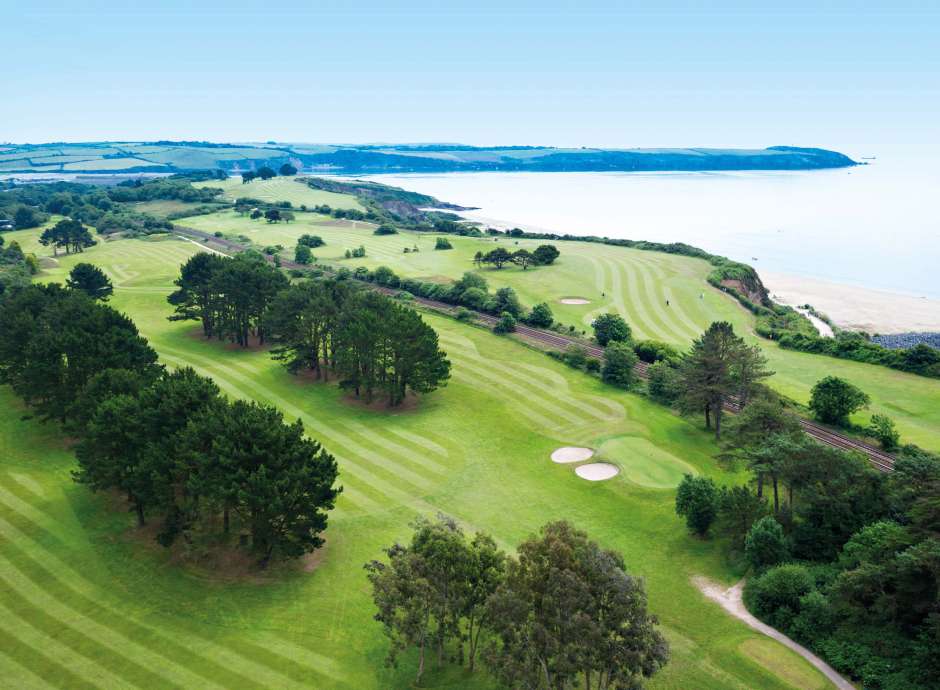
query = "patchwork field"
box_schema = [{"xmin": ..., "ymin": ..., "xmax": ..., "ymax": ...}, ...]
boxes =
[
  {"xmin": 179, "ymin": 210, "xmax": 940, "ymax": 450},
  {"xmin": 192, "ymin": 177, "xmax": 364, "ymax": 211},
  {"xmin": 0, "ymin": 228, "xmax": 835, "ymax": 689}
]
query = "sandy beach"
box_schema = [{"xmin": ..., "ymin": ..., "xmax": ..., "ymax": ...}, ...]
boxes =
[{"xmin": 761, "ymin": 270, "xmax": 940, "ymax": 335}]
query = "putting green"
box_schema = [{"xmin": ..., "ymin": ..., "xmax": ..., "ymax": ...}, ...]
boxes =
[{"xmin": 597, "ymin": 436, "xmax": 697, "ymax": 489}]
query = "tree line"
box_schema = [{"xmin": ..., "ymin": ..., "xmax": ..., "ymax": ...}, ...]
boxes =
[
  {"xmin": 0, "ymin": 280, "xmax": 340, "ymax": 566},
  {"xmin": 367, "ymin": 516, "xmax": 668, "ymax": 688}
]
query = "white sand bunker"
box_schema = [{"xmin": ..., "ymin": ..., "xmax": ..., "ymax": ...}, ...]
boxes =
[
  {"xmin": 551, "ymin": 447, "xmax": 595, "ymax": 464},
  {"xmin": 560, "ymin": 297, "xmax": 591, "ymax": 305},
  {"xmin": 575, "ymin": 463, "xmax": 620, "ymax": 481}
]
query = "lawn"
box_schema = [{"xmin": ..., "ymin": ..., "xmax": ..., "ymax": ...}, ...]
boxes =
[
  {"xmin": 0, "ymin": 228, "xmax": 834, "ymax": 689},
  {"xmin": 178, "ymin": 211, "xmax": 940, "ymax": 450},
  {"xmin": 192, "ymin": 177, "xmax": 364, "ymax": 211}
]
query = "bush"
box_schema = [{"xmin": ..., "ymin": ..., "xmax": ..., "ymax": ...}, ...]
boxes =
[
  {"xmin": 585, "ymin": 358, "xmax": 601, "ymax": 373},
  {"xmin": 294, "ymin": 244, "xmax": 312, "ymax": 265},
  {"xmin": 868, "ymin": 414, "xmax": 900, "ymax": 450},
  {"xmin": 602, "ymin": 341, "xmax": 638, "ymax": 389},
  {"xmin": 298, "ymin": 234, "xmax": 324, "ymax": 248},
  {"xmin": 592, "ymin": 313, "xmax": 632, "ymax": 346},
  {"xmin": 675, "ymin": 474, "xmax": 718, "ymax": 536},
  {"xmin": 647, "ymin": 360, "xmax": 680, "ymax": 404},
  {"xmin": 434, "ymin": 237, "xmax": 453, "ymax": 250},
  {"xmin": 809, "ymin": 376, "xmax": 870, "ymax": 425},
  {"xmin": 493, "ymin": 312, "xmax": 516, "ymax": 334},
  {"xmin": 745, "ymin": 516, "xmax": 789, "ymax": 571},
  {"xmin": 745, "ymin": 563, "xmax": 815, "ymax": 629},
  {"xmin": 633, "ymin": 339, "xmax": 680, "ymax": 364},
  {"xmin": 562, "ymin": 344, "xmax": 588, "ymax": 369},
  {"xmin": 526, "ymin": 302, "xmax": 554, "ymax": 328},
  {"xmin": 374, "ymin": 224, "xmax": 398, "ymax": 235},
  {"xmin": 455, "ymin": 307, "xmax": 474, "ymax": 323}
]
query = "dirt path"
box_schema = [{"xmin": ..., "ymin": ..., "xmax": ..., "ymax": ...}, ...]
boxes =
[{"xmin": 693, "ymin": 576, "xmax": 855, "ymax": 690}]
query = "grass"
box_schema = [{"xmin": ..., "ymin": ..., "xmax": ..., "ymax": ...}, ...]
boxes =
[
  {"xmin": 0, "ymin": 227, "xmax": 836, "ymax": 689},
  {"xmin": 192, "ymin": 177, "xmax": 364, "ymax": 211},
  {"xmin": 177, "ymin": 211, "xmax": 940, "ymax": 450}
]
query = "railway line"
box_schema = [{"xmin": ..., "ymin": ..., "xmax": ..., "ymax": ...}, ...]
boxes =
[{"xmin": 174, "ymin": 225, "xmax": 896, "ymax": 472}]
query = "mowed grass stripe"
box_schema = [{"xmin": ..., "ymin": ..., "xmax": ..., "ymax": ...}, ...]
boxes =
[
  {"xmin": 448, "ymin": 370, "xmax": 559, "ymax": 429},
  {"xmin": 387, "ymin": 427, "xmax": 449, "ymax": 457},
  {"xmin": 0, "ymin": 600, "xmax": 138, "ymax": 690},
  {"xmin": 447, "ymin": 359, "xmax": 581, "ymax": 426},
  {"xmin": 157, "ymin": 347, "xmax": 436, "ymax": 511},
  {"xmin": 0, "ymin": 493, "xmax": 349, "ymax": 690},
  {"xmin": 0, "ymin": 618, "xmax": 100, "ymax": 690},
  {"xmin": 157, "ymin": 346, "xmax": 446, "ymax": 491},
  {"xmin": 630, "ymin": 258, "xmax": 700, "ymax": 342},
  {"xmin": 0, "ymin": 489, "xmax": 340, "ymax": 690},
  {"xmin": 440, "ymin": 337, "xmax": 601, "ymax": 423},
  {"xmin": 613, "ymin": 257, "xmax": 681, "ymax": 343},
  {"xmin": 0, "ymin": 553, "xmax": 189, "ymax": 690}
]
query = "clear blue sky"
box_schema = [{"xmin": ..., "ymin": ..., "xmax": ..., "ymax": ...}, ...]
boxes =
[{"xmin": 3, "ymin": 1, "xmax": 938, "ymax": 155}]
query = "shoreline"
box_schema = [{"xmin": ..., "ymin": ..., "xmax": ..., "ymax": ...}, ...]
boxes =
[
  {"xmin": 761, "ymin": 270, "xmax": 940, "ymax": 335},
  {"xmin": 457, "ymin": 209, "xmax": 940, "ymax": 337}
]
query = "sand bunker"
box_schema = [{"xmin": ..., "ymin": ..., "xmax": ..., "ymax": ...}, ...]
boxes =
[
  {"xmin": 551, "ymin": 447, "xmax": 594, "ymax": 464},
  {"xmin": 575, "ymin": 463, "xmax": 620, "ymax": 481},
  {"xmin": 560, "ymin": 297, "xmax": 591, "ymax": 305}
]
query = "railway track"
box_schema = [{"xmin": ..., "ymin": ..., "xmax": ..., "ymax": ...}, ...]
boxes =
[{"xmin": 173, "ymin": 225, "xmax": 896, "ymax": 472}]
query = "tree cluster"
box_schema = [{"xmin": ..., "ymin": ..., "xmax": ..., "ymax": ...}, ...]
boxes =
[
  {"xmin": 168, "ymin": 251, "xmax": 289, "ymax": 347},
  {"xmin": 366, "ymin": 517, "xmax": 668, "ymax": 689},
  {"xmin": 266, "ymin": 279, "xmax": 451, "ymax": 406},
  {"xmin": 474, "ymin": 243, "xmax": 559, "ymax": 270},
  {"xmin": 39, "ymin": 218, "xmax": 96, "ymax": 256},
  {"xmin": 76, "ymin": 368, "xmax": 340, "ymax": 565}
]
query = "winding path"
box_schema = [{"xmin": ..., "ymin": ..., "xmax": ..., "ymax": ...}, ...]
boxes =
[{"xmin": 694, "ymin": 577, "xmax": 855, "ymax": 690}]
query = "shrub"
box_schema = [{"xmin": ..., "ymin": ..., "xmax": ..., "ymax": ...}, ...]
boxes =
[
  {"xmin": 745, "ymin": 563, "xmax": 815, "ymax": 629},
  {"xmin": 584, "ymin": 358, "xmax": 601, "ymax": 374},
  {"xmin": 745, "ymin": 516, "xmax": 789, "ymax": 571},
  {"xmin": 592, "ymin": 313, "xmax": 632, "ymax": 346},
  {"xmin": 562, "ymin": 344, "xmax": 588, "ymax": 369},
  {"xmin": 434, "ymin": 237, "xmax": 453, "ymax": 250},
  {"xmin": 298, "ymin": 234, "xmax": 324, "ymax": 248},
  {"xmin": 634, "ymin": 339, "xmax": 680, "ymax": 364},
  {"xmin": 868, "ymin": 414, "xmax": 900, "ymax": 450},
  {"xmin": 493, "ymin": 312, "xmax": 516, "ymax": 334},
  {"xmin": 526, "ymin": 302, "xmax": 554, "ymax": 328},
  {"xmin": 675, "ymin": 474, "xmax": 718, "ymax": 536},
  {"xmin": 294, "ymin": 244, "xmax": 313, "ymax": 265},
  {"xmin": 809, "ymin": 376, "xmax": 870, "ymax": 425},
  {"xmin": 374, "ymin": 224, "xmax": 398, "ymax": 235},
  {"xmin": 647, "ymin": 360, "xmax": 680, "ymax": 404},
  {"xmin": 602, "ymin": 341, "xmax": 638, "ymax": 389},
  {"xmin": 455, "ymin": 307, "xmax": 474, "ymax": 323}
]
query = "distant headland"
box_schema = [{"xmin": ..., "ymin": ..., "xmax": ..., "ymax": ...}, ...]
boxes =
[{"xmin": 0, "ymin": 142, "xmax": 857, "ymax": 176}]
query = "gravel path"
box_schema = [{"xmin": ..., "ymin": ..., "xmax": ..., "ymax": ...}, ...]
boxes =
[{"xmin": 693, "ymin": 577, "xmax": 855, "ymax": 690}]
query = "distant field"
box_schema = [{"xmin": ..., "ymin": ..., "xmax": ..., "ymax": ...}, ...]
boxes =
[
  {"xmin": 0, "ymin": 227, "xmax": 833, "ymax": 689},
  {"xmin": 180, "ymin": 209, "xmax": 940, "ymax": 450},
  {"xmin": 63, "ymin": 157, "xmax": 165, "ymax": 171},
  {"xmin": 193, "ymin": 177, "xmax": 364, "ymax": 210},
  {"xmin": 131, "ymin": 200, "xmax": 216, "ymax": 218}
]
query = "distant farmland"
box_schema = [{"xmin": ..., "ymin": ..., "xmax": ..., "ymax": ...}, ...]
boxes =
[{"xmin": 0, "ymin": 142, "xmax": 858, "ymax": 175}]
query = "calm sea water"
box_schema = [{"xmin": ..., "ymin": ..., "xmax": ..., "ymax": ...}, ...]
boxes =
[{"xmin": 367, "ymin": 159, "xmax": 940, "ymax": 300}]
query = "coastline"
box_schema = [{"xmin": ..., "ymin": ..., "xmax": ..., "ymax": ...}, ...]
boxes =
[{"xmin": 761, "ymin": 270, "xmax": 940, "ymax": 335}]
